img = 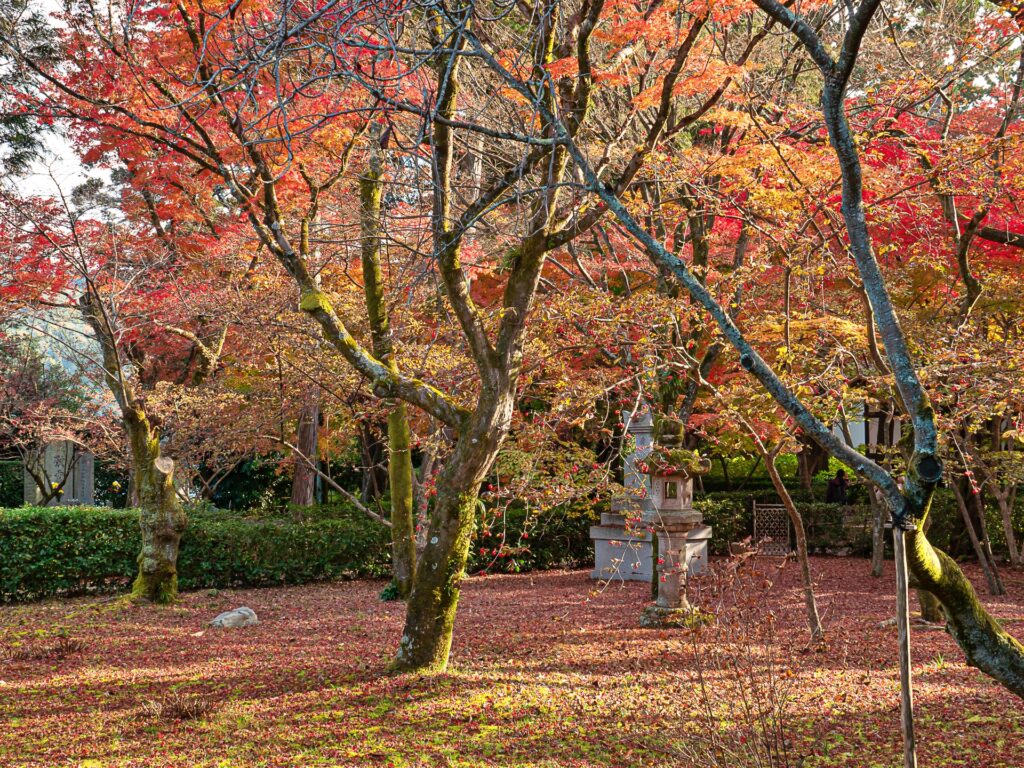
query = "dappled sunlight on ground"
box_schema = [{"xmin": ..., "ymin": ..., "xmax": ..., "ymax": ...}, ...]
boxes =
[{"xmin": 1, "ymin": 557, "xmax": 1022, "ymax": 767}]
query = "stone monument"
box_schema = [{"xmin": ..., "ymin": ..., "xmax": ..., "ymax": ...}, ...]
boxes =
[
  {"xmin": 23, "ymin": 441, "xmax": 95, "ymax": 506},
  {"xmin": 590, "ymin": 406, "xmax": 655, "ymax": 581}
]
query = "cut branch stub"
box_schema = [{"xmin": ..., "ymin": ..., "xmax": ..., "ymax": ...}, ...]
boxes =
[{"xmin": 913, "ymin": 454, "xmax": 944, "ymax": 485}]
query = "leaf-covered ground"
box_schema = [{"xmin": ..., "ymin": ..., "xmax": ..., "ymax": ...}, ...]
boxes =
[{"xmin": 1, "ymin": 556, "xmax": 1022, "ymax": 767}]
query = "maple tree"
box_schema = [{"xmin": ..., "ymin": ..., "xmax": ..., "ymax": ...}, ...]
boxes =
[
  {"xmin": 0, "ymin": 333, "xmax": 113, "ymax": 503},
  {"xmin": 0, "ymin": 0, "xmax": 772, "ymax": 672},
  {"xmin": 2, "ymin": 0, "xmax": 1024, "ymax": 712}
]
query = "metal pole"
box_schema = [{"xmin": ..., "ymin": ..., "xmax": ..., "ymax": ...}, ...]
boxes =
[{"xmin": 893, "ymin": 525, "xmax": 918, "ymax": 768}]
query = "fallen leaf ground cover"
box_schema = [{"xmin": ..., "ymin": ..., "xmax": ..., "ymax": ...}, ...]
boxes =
[{"xmin": 1, "ymin": 556, "xmax": 1022, "ymax": 767}]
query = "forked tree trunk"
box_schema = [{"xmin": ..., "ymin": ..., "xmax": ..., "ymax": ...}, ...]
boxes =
[
  {"xmin": 393, "ymin": 393, "xmax": 511, "ymax": 672},
  {"xmin": 763, "ymin": 447, "xmax": 824, "ymax": 643}
]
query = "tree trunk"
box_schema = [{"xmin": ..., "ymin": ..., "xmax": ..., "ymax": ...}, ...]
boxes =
[
  {"xmin": 993, "ymin": 488, "xmax": 1021, "ymax": 567},
  {"xmin": 916, "ymin": 512, "xmax": 944, "ymax": 623},
  {"xmin": 870, "ymin": 487, "xmax": 886, "ymax": 578},
  {"xmin": 952, "ymin": 481, "xmax": 1005, "ymax": 596},
  {"xmin": 393, "ymin": 482, "xmax": 480, "ymax": 672},
  {"xmin": 126, "ymin": 410, "xmax": 186, "ymax": 603},
  {"xmin": 360, "ymin": 141, "xmax": 417, "ymax": 598},
  {"xmin": 82, "ymin": 291, "xmax": 186, "ymax": 604},
  {"xmin": 918, "ymin": 589, "xmax": 944, "ymax": 623},
  {"xmin": 972, "ymin": 484, "xmax": 1003, "ymax": 580},
  {"xmin": 388, "ymin": 403, "xmax": 416, "ymax": 598},
  {"xmin": 797, "ymin": 435, "xmax": 829, "ymax": 495},
  {"xmin": 764, "ymin": 448, "xmax": 824, "ymax": 643},
  {"xmin": 908, "ymin": 527, "xmax": 1024, "ymax": 698},
  {"xmin": 290, "ymin": 389, "xmax": 320, "ymax": 508},
  {"xmin": 358, "ymin": 420, "xmax": 388, "ymax": 503},
  {"xmin": 392, "ymin": 392, "xmax": 511, "ymax": 673},
  {"xmin": 413, "ymin": 441, "xmax": 440, "ymax": 556}
]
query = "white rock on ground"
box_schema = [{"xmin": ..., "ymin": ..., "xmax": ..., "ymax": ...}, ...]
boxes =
[{"xmin": 209, "ymin": 607, "xmax": 258, "ymax": 628}]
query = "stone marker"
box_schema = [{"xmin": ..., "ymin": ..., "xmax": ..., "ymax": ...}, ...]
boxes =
[
  {"xmin": 209, "ymin": 607, "xmax": 258, "ymax": 628},
  {"xmin": 590, "ymin": 406, "xmax": 655, "ymax": 582}
]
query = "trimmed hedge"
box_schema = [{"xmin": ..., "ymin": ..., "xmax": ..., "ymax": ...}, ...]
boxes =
[
  {"xmin": 470, "ymin": 500, "xmax": 599, "ymax": 574},
  {"xmin": 694, "ymin": 491, "xmax": 876, "ymax": 556},
  {"xmin": 693, "ymin": 485, "xmax": 1023, "ymax": 557},
  {"xmin": 0, "ymin": 500, "xmax": 598, "ymax": 602},
  {"xmin": 0, "ymin": 505, "xmax": 391, "ymax": 602}
]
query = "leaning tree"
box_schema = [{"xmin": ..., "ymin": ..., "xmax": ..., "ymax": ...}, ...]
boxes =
[{"xmin": 463, "ymin": 0, "xmax": 1024, "ymax": 696}]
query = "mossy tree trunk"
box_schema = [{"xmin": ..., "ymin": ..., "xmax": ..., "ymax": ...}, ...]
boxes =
[
  {"xmin": 393, "ymin": 389, "xmax": 513, "ymax": 672},
  {"xmin": 916, "ymin": 513, "xmax": 944, "ymax": 623},
  {"xmin": 82, "ymin": 290, "xmax": 190, "ymax": 604},
  {"xmin": 908, "ymin": 523, "xmax": 1024, "ymax": 697},
  {"xmin": 126, "ymin": 409, "xmax": 187, "ymax": 603},
  {"xmin": 387, "ymin": 404, "xmax": 416, "ymax": 597},
  {"xmin": 360, "ymin": 134, "xmax": 416, "ymax": 599}
]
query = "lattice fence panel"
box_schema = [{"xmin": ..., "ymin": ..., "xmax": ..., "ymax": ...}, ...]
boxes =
[{"xmin": 753, "ymin": 502, "xmax": 792, "ymax": 556}]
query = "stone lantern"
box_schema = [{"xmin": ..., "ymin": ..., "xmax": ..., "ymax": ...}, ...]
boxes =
[{"xmin": 640, "ymin": 416, "xmax": 711, "ymax": 628}]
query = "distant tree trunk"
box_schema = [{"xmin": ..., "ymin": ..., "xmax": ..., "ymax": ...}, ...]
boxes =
[
  {"xmin": 971, "ymin": 482, "xmax": 1005, "ymax": 588},
  {"xmin": 870, "ymin": 486, "xmax": 886, "ymax": 577},
  {"xmin": 797, "ymin": 435, "xmax": 829, "ymax": 495},
  {"xmin": 360, "ymin": 140, "xmax": 416, "ymax": 598},
  {"xmin": 290, "ymin": 389, "xmax": 320, "ymax": 508},
  {"xmin": 412, "ymin": 437, "xmax": 443, "ymax": 556},
  {"xmin": 952, "ymin": 480, "xmax": 1005, "ymax": 596},
  {"xmin": 918, "ymin": 589, "xmax": 944, "ymax": 623},
  {"xmin": 359, "ymin": 420, "xmax": 388, "ymax": 503},
  {"xmin": 717, "ymin": 456, "xmax": 731, "ymax": 490},
  {"xmin": 992, "ymin": 485, "xmax": 1021, "ymax": 567},
  {"xmin": 763, "ymin": 444, "xmax": 824, "ymax": 643}
]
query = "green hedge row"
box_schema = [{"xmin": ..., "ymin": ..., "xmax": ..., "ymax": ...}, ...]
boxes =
[
  {"xmin": 0, "ymin": 505, "xmax": 391, "ymax": 602},
  {"xmin": 470, "ymin": 500, "xmax": 598, "ymax": 574},
  {"xmin": 693, "ymin": 486, "xmax": 1020, "ymax": 558},
  {"xmin": 0, "ymin": 500, "xmax": 598, "ymax": 602}
]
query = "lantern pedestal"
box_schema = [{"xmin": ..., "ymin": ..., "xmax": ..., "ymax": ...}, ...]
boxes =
[{"xmin": 640, "ymin": 508, "xmax": 702, "ymax": 627}]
